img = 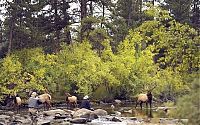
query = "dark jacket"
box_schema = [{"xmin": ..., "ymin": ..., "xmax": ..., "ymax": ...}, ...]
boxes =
[
  {"xmin": 80, "ymin": 99, "xmax": 91, "ymax": 110},
  {"xmin": 28, "ymin": 97, "xmax": 39, "ymax": 108}
]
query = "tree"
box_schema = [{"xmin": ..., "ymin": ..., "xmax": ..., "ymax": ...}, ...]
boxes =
[
  {"xmin": 163, "ymin": 0, "xmax": 193, "ymax": 23},
  {"xmin": 191, "ymin": 0, "xmax": 200, "ymax": 29},
  {"xmin": 1, "ymin": 0, "xmax": 72, "ymax": 54}
]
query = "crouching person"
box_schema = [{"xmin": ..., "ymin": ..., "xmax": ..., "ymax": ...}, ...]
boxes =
[
  {"xmin": 28, "ymin": 92, "xmax": 39, "ymax": 121},
  {"xmin": 80, "ymin": 95, "xmax": 94, "ymax": 111}
]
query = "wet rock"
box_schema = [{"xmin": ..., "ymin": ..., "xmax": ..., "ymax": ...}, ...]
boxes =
[
  {"xmin": 13, "ymin": 115, "xmax": 32, "ymax": 124},
  {"xmin": 0, "ymin": 119, "xmax": 8, "ymax": 125},
  {"xmin": 54, "ymin": 113, "xmax": 70, "ymax": 119},
  {"xmin": 70, "ymin": 118, "xmax": 88, "ymax": 124},
  {"xmin": 159, "ymin": 118, "xmax": 179, "ymax": 124},
  {"xmin": 62, "ymin": 109, "xmax": 74, "ymax": 115},
  {"xmin": 130, "ymin": 117, "xmax": 137, "ymax": 121},
  {"xmin": 89, "ymin": 112, "xmax": 98, "ymax": 120},
  {"xmin": 3, "ymin": 111, "xmax": 14, "ymax": 116},
  {"xmin": 8, "ymin": 122, "xmax": 20, "ymax": 125},
  {"xmin": 110, "ymin": 111, "xmax": 121, "ymax": 116},
  {"xmin": 124, "ymin": 109, "xmax": 132, "ymax": 113},
  {"xmin": 0, "ymin": 115, "xmax": 10, "ymax": 119},
  {"xmin": 37, "ymin": 119, "xmax": 51, "ymax": 125},
  {"xmin": 156, "ymin": 106, "xmax": 176, "ymax": 113},
  {"xmin": 43, "ymin": 109, "xmax": 67, "ymax": 116},
  {"xmin": 179, "ymin": 119, "xmax": 188, "ymax": 124},
  {"xmin": 114, "ymin": 99, "xmax": 122, "ymax": 105},
  {"xmin": 0, "ymin": 122, "xmax": 5, "ymax": 125},
  {"xmin": 72, "ymin": 108, "xmax": 92, "ymax": 118},
  {"xmin": 111, "ymin": 117, "xmax": 122, "ymax": 122},
  {"xmin": 51, "ymin": 119, "xmax": 71, "ymax": 125},
  {"xmin": 93, "ymin": 109, "xmax": 108, "ymax": 116}
]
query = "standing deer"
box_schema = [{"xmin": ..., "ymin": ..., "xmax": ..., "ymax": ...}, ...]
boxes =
[
  {"xmin": 135, "ymin": 84, "xmax": 156, "ymax": 110},
  {"xmin": 65, "ymin": 93, "xmax": 78, "ymax": 109}
]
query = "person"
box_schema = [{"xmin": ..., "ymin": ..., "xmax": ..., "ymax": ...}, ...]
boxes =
[
  {"xmin": 28, "ymin": 92, "xmax": 39, "ymax": 116},
  {"xmin": 80, "ymin": 95, "xmax": 93, "ymax": 110},
  {"xmin": 4, "ymin": 94, "xmax": 14, "ymax": 107}
]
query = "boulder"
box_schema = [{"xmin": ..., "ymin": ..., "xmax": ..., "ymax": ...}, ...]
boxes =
[
  {"xmin": 70, "ymin": 118, "xmax": 88, "ymax": 124},
  {"xmin": 93, "ymin": 109, "xmax": 108, "ymax": 116},
  {"xmin": 43, "ymin": 109, "xmax": 68, "ymax": 116},
  {"xmin": 72, "ymin": 108, "xmax": 92, "ymax": 118}
]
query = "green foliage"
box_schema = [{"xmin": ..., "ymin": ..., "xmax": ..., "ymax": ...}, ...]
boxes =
[{"xmin": 171, "ymin": 78, "xmax": 200, "ymax": 125}]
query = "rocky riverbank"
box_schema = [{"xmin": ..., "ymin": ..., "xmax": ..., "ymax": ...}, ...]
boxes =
[{"xmin": 0, "ymin": 107, "xmax": 188, "ymax": 125}]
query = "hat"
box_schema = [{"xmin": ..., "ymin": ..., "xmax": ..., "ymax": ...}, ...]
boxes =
[
  {"xmin": 31, "ymin": 92, "xmax": 37, "ymax": 97},
  {"xmin": 83, "ymin": 95, "xmax": 89, "ymax": 99}
]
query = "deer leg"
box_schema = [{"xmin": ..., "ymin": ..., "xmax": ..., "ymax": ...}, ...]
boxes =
[
  {"xmin": 146, "ymin": 102, "xmax": 148, "ymax": 109},
  {"xmin": 46, "ymin": 101, "xmax": 51, "ymax": 110},
  {"xmin": 135, "ymin": 101, "xmax": 138, "ymax": 108},
  {"xmin": 149, "ymin": 101, "xmax": 152, "ymax": 109},
  {"xmin": 75, "ymin": 101, "xmax": 78, "ymax": 108},
  {"xmin": 43, "ymin": 102, "xmax": 46, "ymax": 111},
  {"xmin": 140, "ymin": 102, "xmax": 143, "ymax": 110}
]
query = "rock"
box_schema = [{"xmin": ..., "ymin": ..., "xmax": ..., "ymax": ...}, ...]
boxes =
[
  {"xmin": 89, "ymin": 113, "xmax": 98, "ymax": 120},
  {"xmin": 37, "ymin": 119, "xmax": 51, "ymax": 125},
  {"xmin": 54, "ymin": 114, "xmax": 70, "ymax": 119},
  {"xmin": 62, "ymin": 109, "xmax": 74, "ymax": 115},
  {"xmin": 70, "ymin": 118, "xmax": 88, "ymax": 124},
  {"xmin": 130, "ymin": 117, "xmax": 137, "ymax": 121},
  {"xmin": 93, "ymin": 109, "xmax": 108, "ymax": 116},
  {"xmin": 124, "ymin": 109, "xmax": 132, "ymax": 113},
  {"xmin": 179, "ymin": 119, "xmax": 189, "ymax": 124},
  {"xmin": 0, "ymin": 122, "xmax": 5, "ymax": 125},
  {"xmin": 0, "ymin": 115, "xmax": 10, "ymax": 119},
  {"xmin": 13, "ymin": 115, "xmax": 32, "ymax": 124},
  {"xmin": 159, "ymin": 118, "xmax": 179, "ymax": 124},
  {"xmin": 110, "ymin": 111, "xmax": 121, "ymax": 116},
  {"xmin": 72, "ymin": 108, "xmax": 93, "ymax": 118},
  {"xmin": 3, "ymin": 111, "xmax": 14, "ymax": 116},
  {"xmin": 114, "ymin": 99, "xmax": 122, "ymax": 105},
  {"xmin": 43, "ymin": 109, "xmax": 67, "ymax": 116},
  {"xmin": 111, "ymin": 117, "xmax": 122, "ymax": 122}
]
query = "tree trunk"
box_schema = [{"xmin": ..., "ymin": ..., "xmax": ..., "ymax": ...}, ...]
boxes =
[
  {"xmin": 54, "ymin": 0, "xmax": 60, "ymax": 52},
  {"xmin": 80, "ymin": 0, "xmax": 87, "ymax": 41},
  {"xmin": 8, "ymin": 21, "xmax": 14, "ymax": 55},
  {"xmin": 101, "ymin": 1, "xmax": 105, "ymax": 28}
]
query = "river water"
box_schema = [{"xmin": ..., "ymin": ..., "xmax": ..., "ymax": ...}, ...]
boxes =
[{"xmin": 0, "ymin": 103, "xmax": 184, "ymax": 125}]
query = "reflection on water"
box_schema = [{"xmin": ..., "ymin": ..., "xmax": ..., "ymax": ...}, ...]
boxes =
[{"xmin": 94, "ymin": 104, "xmax": 168, "ymax": 119}]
